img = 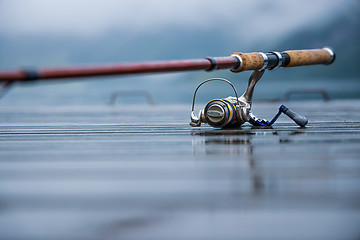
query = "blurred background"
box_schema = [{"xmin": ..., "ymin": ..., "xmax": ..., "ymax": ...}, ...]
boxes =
[
  {"xmin": 1, "ymin": 1, "xmax": 360, "ymax": 240},
  {"xmin": 0, "ymin": 0, "xmax": 359, "ymax": 106}
]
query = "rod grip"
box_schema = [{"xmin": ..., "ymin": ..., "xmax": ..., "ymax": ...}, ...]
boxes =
[
  {"xmin": 283, "ymin": 48, "xmax": 334, "ymax": 67},
  {"xmin": 231, "ymin": 48, "xmax": 335, "ymax": 72},
  {"xmin": 231, "ymin": 52, "xmax": 264, "ymax": 72}
]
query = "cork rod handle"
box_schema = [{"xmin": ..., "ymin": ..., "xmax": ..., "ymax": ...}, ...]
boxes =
[
  {"xmin": 231, "ymin": 48, "xmax": 335, "ymax": 72},
  {"xmin": 283, "ymin": 48, "xmax": 334, "ymax": 67}
]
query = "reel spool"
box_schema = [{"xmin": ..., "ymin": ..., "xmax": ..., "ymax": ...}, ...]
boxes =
[{"xmin": 203, "ymin": 98, "xmax": 240, "ymax": 128}]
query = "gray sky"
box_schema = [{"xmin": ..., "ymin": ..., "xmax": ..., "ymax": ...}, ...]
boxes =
[{"xmin": 0, "ymin": 0, "xmax": 350, "ymax": 39}]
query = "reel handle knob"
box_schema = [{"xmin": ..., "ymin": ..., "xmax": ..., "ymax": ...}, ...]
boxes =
[{"xmin": 280, "ymin": 105, "xmax": 308, "ymax": 127}]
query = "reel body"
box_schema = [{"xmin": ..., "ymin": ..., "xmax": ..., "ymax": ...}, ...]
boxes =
[{"xmin": 190, "ymin": 70, "xmax": 308, "ymax": 128}]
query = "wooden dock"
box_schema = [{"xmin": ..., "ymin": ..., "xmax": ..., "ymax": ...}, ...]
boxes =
[{"xmin": 0, "ymin": 100, "xmax": 360, "ymax": 240}]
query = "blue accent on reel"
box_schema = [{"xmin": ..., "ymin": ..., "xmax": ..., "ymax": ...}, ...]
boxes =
[{"xmin": 249, "ymin": 105, "xmax": 308, "ymax": 127}]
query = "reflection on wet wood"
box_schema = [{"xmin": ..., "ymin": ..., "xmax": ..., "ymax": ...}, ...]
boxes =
[{"xmin": 0, "ymin": 100, "xmax": 360, "ymax": 240}]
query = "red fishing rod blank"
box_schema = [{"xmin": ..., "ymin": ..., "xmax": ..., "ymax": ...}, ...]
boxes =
[{"xmin": 0, "ymin": 48, "xmax": 335, "ymax": 82}]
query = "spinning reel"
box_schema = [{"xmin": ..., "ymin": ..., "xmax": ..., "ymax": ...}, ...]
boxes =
[{"xmin": 190, "ymin": 70, "xmax": 308, "ymax": 128}]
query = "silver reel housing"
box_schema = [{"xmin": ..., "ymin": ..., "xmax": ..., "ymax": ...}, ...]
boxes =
[
  {"xmin": 190, "ymin": 70, "xmax": 308, "ymax": 128},
  {"xmin": 190, "ymin": 70, "xmax": 264, "ymax": 128}
]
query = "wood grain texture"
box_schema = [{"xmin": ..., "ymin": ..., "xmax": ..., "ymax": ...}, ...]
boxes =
[
  {"xmin": 230, "ymin": 52, "xmax": 264, "ymax": 72},
  {"xmin": 1, "ymin": 102, "xmax": 360, "ymax": 239},
  {"xmin": 283, "ymin": 49, "xmax": 332, "ymax": 67}
]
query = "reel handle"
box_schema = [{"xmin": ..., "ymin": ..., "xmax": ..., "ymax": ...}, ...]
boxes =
[{"xmin": 280, "ymin": 105, "xmax": 308, "ymax": 127}]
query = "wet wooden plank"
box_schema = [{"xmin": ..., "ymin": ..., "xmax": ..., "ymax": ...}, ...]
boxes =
[{"xmin": 0, "ymin": 100, "xmax": 360, "ymax": 240}]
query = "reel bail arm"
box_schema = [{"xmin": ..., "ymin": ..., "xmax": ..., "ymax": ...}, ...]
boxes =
[{"xmin": 190, "ymin": 78, "xmax": 241, "ymax": 127}]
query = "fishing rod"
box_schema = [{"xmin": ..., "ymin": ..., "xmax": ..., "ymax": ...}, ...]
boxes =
[
  {"xmin": 0, "ymin": 48, "xmax": 334, "ymax": 82},
  {"xmin": 0, "ymin": 47, "xmax": 335, "ymax": 128}
]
